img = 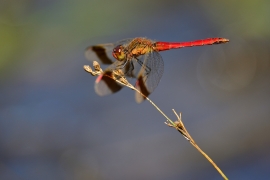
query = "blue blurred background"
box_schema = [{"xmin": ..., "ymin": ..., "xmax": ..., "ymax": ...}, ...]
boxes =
[{"xmin": 1, "ymin": 0, "xmax": 270, "ymax": 179}]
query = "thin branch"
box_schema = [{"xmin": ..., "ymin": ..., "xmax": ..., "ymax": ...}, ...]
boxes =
[{"xmin": 167, "ymin": 110, "xmax": 228, "ymax": 180}]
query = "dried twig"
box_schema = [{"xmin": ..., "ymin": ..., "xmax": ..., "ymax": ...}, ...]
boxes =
[
  {"xmin": 166, "ymin": 110, "xmax": 228, "ymax": 180},
  {"xmin": 84, "ymin": 62, "xmax": 228, "ymax": 180}
]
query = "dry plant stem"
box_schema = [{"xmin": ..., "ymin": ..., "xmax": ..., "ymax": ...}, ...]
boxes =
[
  {"xmin": 191, "ymin": 142, "xmax": 228, "ymax": 180},
  {"xmin": 84, "ymin": 62, "xmax": 228, "ymax": 180},
  {"xmin": 132, "ymin": 88, "xmax": 174, "ymax": 125},
  {"xmin": 171, "ymin": 110, "xmax": 228, "ymax": 180}
]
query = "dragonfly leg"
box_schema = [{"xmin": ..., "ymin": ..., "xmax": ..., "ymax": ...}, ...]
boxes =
[
  {"xmin": 135, "ymin": 58, "xmax": 151, "ymax": 75},
  {"xmin": 116, "ymin": 60, "xmax": 129, "ymax": 69},
  {"xmin": 129, "ymin": 61, "xmax": 136, "ymax": 77},
  {"xmin": 130, "ymin": 61, "xmax": 134, "ymax": 71}
]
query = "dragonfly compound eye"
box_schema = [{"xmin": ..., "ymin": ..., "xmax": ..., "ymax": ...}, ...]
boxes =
[{"xmin": 112, "ymin": 45, "xmax": 125, "ymax": 61}]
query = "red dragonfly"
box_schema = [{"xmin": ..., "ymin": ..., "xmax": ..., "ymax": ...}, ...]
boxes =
[{"xmin": 85, "ymin": 37, "xmax": 229, "ymax": 103}]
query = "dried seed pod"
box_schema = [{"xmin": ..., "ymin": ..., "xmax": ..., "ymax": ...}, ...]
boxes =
[{"xmin": 93, "ymin": 61, "xmax": 101, "ymax": 71}]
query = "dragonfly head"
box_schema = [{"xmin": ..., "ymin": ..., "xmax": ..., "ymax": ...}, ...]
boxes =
[{"xmin": 112, "ymin": 45, "xmax": 125, "ymax": 61}]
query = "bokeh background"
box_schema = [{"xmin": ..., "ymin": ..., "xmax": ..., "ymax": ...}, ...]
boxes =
[{"xmin": 1, "ymin": 0, "xmax": 270, "ymax": 179}]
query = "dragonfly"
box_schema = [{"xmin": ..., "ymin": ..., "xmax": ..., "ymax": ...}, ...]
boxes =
[{"xmin": 85, "ymin": 37, "xmax": 229, "ymax": 103}]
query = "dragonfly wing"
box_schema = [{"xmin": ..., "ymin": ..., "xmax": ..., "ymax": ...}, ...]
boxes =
[
  {"xmin": 115, "ymin": 38, "xmax": 134, "ymax": 47},
  {"xmin": 85, "ymin": 43, "xmax": 115, "ymax": 65},
  {"xmin": 94, "ymin": 58, "xmax": 137, "ymax": 97},
  {"xmin": 135, "ymin": 51, "xmax": 164, "ymax": 103},
  {"xmin": 94, "ymin": 70, "xmax": 123, "ymax": 96},
  {"xmin": 86, "ymin": 39, "xmax": 136, "ymax": 98},
  {"xmin": 85, "ymin": 38, "xmax": 134, "ymax": 65}
]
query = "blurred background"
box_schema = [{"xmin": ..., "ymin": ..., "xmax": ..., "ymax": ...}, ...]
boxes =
[{"xmin": 0, "ymin": 0, "xmax": 269, "ymax": 179}]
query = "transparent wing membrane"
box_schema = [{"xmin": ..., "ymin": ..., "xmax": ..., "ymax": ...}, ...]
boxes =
[
  {"xmin": 94, "ymin": 71, "xmax": 123, "ymax": 96},
  {"xmin": 85, "ymin": 43, "xmax": 115, "ymax": 65},
  {"xmin": 135, "ymin": 50, "xmax": 164, "ymax": 103}
]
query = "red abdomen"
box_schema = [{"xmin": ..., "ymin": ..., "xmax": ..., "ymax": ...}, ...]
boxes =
[{"xmin": 155, "ymin": 37, "xmax": 229, "ymax": 51}]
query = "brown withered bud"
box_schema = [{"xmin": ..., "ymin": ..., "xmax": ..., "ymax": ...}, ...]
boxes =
[
  {"xmin": 84, "ymin": 65, "xmax": 93, "ymax": 73},
  {"xmin": 93, "ymin": 61, "xmax": 101, "ymax": 71}
]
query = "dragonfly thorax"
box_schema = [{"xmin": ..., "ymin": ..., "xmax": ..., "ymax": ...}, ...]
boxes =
[{"xmin": 112, "ymin": 45, "xmax": 126, "ymax": 61}]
